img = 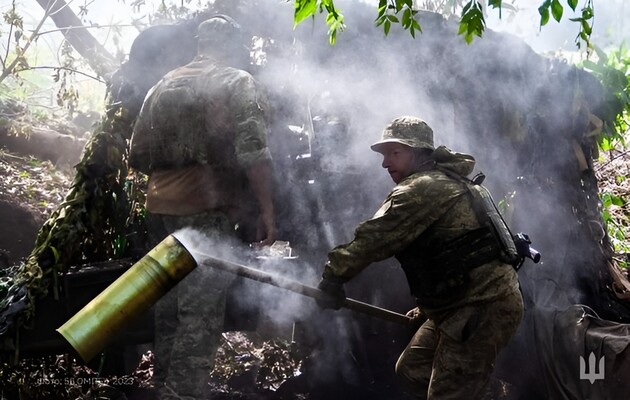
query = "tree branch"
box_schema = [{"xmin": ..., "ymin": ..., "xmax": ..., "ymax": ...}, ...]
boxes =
[
  {"xmin": 34, "ymin": 0, "xmax": 117, "ymax": 79},
  {"xmin": 14, "ymin": 66, "xmax": 105, "ymax": 83},
  {"xmin": 0, "ymin": 1, "xmax": 53, "ymax": 84},
  {"xmin": 596, "ymin": 149, "xmax": 630, "ymax": 170},
  {"xmin": 4, "ymin": 1, "xmax": 15, "ymax": 71},
  {"xmin": 35, "ymin": 23, "xmax": 141, "ymax": 37}
]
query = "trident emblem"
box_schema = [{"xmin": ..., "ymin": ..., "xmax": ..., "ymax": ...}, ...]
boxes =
[{"xmin": 579, "ymin": 352, "xmax": 605, "ymax": 384}]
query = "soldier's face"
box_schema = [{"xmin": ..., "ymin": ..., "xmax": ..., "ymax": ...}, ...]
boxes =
[{"xmin": 379, "ymin": 143, "xmax": 415, "ymax": 184}]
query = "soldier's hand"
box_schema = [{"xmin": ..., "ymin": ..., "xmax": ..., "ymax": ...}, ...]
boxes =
[
  {"xmin": 406, "ymin": 307, "xmax": 428, "ymax": 329},
  {"xmin": 255, "ymin": 211, "xmax": 276, "ymax": 247},
  {"xmin": 316, "ymin": 277, "xmax": 346, "ymax": 310}
]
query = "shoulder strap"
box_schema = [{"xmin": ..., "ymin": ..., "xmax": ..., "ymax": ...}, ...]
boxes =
[{"xmin": 434, "ymin": 165, "xmax": 520, "ymax": 266}]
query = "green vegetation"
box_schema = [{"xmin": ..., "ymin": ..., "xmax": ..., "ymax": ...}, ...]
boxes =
[
  {"xmin": 584, "ymin": 45, "xmax": 630, "ymax": 267},
  {"xmin": 293, "ymin": 0, "xmax": 595, "ymax": 46}
]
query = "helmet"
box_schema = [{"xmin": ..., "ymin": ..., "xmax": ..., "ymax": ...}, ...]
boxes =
[
  {"xmin": 196, "ymin": 15, "xmax": 245, "ymax": 55},
  {"xmin": 370, "ymin": 116, "xmax": 434, "ymax": 153}
]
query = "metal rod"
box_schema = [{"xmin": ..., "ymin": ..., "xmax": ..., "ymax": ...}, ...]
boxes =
[{"xmin": 198, "ymin": 255, "xmax": 411, "ymax": 326}]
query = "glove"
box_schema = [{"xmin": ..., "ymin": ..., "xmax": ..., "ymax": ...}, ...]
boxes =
[
  {"xmin": 406, "ymin": 307, "xmax": 428, "ymax": 329},
  {"xmin": 316, "ymin": 276, "xmax": 346, "ymax": 310}
]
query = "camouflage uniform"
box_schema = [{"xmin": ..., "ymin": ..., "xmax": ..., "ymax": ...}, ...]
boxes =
[
  {"xmin": 129, "ymin": 58, "xmax": 271, "ymax": 176},
  {"xmin": 322, "ymin": 117, "xmax": 523, "ymax": 400},
  {"xmin": 130, "ymin": 17, "xmax": 272, "ymax": 400},
  {"xmin": 147, "ymin": 212, "xmax": 235, "ymax": 400}
]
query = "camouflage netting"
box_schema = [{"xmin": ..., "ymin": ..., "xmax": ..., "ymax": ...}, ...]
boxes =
[{"xmin": 0, "ymin": 98, "xmax": 145, "ymax": 332}]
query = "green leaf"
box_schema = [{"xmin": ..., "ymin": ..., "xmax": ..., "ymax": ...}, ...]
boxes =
[
  {"xmin": 602, "ymin": 210, "xmax": 612, "ymax": 224},
  {"xmin": 458, "ymin": 21, "xmax": 468, "ymax": 35},
  {"xmin": 611, "ymin": 194, "xmax": 625, "ymax": 206},
  {"xmin": 384, "ymin": 20, "xmax": 391, "ymax": 35},
  {"xmin": 294, "ymin": 0, "xmax": 317, "ymax": 26},
  {"xmin": 402, "ymin": 8, "xmax": 411, "ymax": 28},
  {"xmin": 550, "ymin": 0, "xmax": 563, "ymax": 22},
  {"xmin": 581, "ymin": 19, "xmax": 592, "ymax": 35},
  {"xmin": 462, "ymin": 0, "xmax": 473, "ymax": 15},
  {"xmin": 567, "ymin": 0, "xmax": 578, "ymax": 11},
  {"xmin": 377, "ymin": 0, "xmax": 387, "ymax": 17},
  {"xmin": 582, "ymin": 6, "xmax": 593, "ymax": 20},
  {"xmin": 411, "ymin": 19, "xmax": 422, "ymax": 33},
  {"xmin": 539, "ymin": 5, "xmax": 550, "ymax": 26},
  {"xmin": 598, "ymin": 136, "xmax": 613, "ymax": 152},
  {"xmin": 489, "ymin": 0, "xmax": 502, "ymax": 8}
]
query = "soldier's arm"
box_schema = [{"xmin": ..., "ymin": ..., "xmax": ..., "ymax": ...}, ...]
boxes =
[
  {"xmin": 232, "ymin": 72, "xmax": 276, "ymax": 245},
  {"xmin": 324, "ymin": 177, "xmax": 462, "ymax": 281},
  {"xmin": 246, "ymin": 160, "xmax": 276, "ymax": 246}
]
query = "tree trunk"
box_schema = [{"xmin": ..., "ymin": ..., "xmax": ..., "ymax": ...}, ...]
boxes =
[{"xmin": 35, "ymin": 0, "xmax": 117, "ymax": 78}]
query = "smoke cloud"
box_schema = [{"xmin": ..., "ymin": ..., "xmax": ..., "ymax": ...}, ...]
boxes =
[{"xmin": 120, "ymin": 0, "xmax": 630, "ymax": 397}]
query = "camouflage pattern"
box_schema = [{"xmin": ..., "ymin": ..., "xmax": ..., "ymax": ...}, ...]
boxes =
[
  {"xmin": 323, "ymin": 146, "xmax": 523, "ymax": 399},
  {"xmin": 395, "ymin": 284, "xmax": 523, "ymax": 400},
  {"xmin": 129, "ymin": 58, "xmax": 271, "ymax": 174},
  {"xmin": 147, "ymin": 210, "xmax": 236, "ymax": 400},
  {"xmin": 370, "ymin": 116, "xmax": 435, "ymax": 152},
  {"xmin": 323, "ymin": 146, "xmax": 476, "ymax": 285}
]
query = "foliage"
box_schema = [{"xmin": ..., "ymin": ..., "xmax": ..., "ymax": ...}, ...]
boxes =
[
  {"xmin": 585, "ymin": 46, "xmax": 630, "ymax": 268},
  {"xmin": 0, "ymin": 0, "xmax": 129, "ymax": 118},
  {"xmin": 292, "ymin": 0, "xmax": 595, "ymax": 47},
  {"xmin": 294, "ymin": 0, "xmax": 345, "ymax": 44},
  {"xmin": 1, "ymin": 97, "xmax": 146, "ymax": 328},
  {"xmin": 1, "ymin": 1, "xmax": 28, "ymax": 75},
  {"xmin": 600, "ymin": 191, "xmax": 630, "ymax": 267},
  {"xmin": 583, "ymin": 45, "xmax": 630, "ymax": 146},
  {"xmin": 129, "ymin": 0, "xmax": 202, "ymax": 24},
  {"xmin": 54, "ymin": 41, "xmax": 80, "ymax": 114}
]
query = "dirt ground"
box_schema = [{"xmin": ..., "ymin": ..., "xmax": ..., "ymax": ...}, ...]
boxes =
[{"xmin": 0, "ymin": 151, "xmax": 73, "ymax": 266}]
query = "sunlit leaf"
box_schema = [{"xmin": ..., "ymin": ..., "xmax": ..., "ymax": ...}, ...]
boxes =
[
  {"xmin": 581, "ymin": 19, "xmax": 592, "ymax": 35},
  {"xmin": 550, "ymin": 0, "xmax": 563, "ymax": 22},
  {"xmin": 539, "ymin": 5, "xmax": 550, "ymax": 26},
  {"xmin": 488, "ymin": 0, "xmax": 502, "ymax": 8},
  {"xmin": 294, "ymin": 0, "xmax": 317, "ymax": 26}
]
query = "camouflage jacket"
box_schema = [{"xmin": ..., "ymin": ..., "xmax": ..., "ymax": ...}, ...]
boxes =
[
  {"xmin": 129, "ymin": 57, "xmax": 271, "ymax": 174},
  {"xmin": 324, "ymin": 146, "xmax": 520, "ymax": 314}
]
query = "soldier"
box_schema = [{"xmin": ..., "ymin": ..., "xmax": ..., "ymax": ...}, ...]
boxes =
[
  {"xmin": 317, "ymin": 116, "xmax": 523, "ymax": 399},
  {"xmin": 128, "ymin": 15, "xmax": 276, "ymax": 400}
]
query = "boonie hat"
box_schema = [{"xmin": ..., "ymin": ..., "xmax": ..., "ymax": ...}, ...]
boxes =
[{"xmin": 371, "ymin": 116, "xmax": 435, "ymax": 153}]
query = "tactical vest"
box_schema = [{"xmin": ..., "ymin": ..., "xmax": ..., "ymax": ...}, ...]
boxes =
[{"xmin": 397, "ymin": 168, "xmax": 519, "ymax": 308}]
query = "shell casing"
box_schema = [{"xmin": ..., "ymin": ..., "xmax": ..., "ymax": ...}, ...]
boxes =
[{"xmin": 57, "ymin": 234, "xmax": 197, "ymax": 362}]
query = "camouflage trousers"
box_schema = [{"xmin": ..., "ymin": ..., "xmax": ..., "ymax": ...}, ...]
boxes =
[
  {"xmin": 147, "ymin": 211, "xmax": 236, "ymax": 400},
  {"xmin": 395, "ymin": 289, "xmax": 523, "ymax": 400}
]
